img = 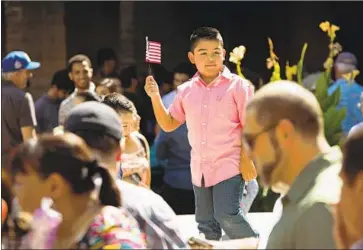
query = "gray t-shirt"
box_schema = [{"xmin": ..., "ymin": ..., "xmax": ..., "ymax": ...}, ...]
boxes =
[
  {"xmin": 116, "ymin": 180, "xmax": 188, "ymax": 249},
  {"xmin": 1, "ymin": 81, "xmax": 37, "ymax": 166}
]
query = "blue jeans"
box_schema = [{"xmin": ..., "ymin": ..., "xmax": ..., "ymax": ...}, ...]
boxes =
[{"xmin": 193, "ymin": 174, "xmax": 258, "ymax": 240}]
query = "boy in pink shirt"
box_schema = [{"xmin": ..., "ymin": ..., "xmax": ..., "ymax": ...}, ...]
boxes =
[{"xmin": 145, "ymin": 27, "xmax": 258, "ymax": 240}]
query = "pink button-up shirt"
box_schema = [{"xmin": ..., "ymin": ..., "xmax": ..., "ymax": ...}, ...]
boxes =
[{"xmin": 168, "ymin": 67, "xmax": 254, "ymax": 187}]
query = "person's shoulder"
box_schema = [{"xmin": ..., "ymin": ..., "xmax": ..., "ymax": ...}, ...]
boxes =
[
  {"xmin": 176, "ymin": 77, "xmax": 195, "ymax": 93},
  {"xmin": 162, "ymin": 89, "xmax": 177, "ymax": 100},
  {"xmin": 117, "ymin": 180, "xmax": 175, "ymax": 216},
  {"xmin": 229, "ymin": 74, "xmax": 254, "ymax": 92},
  {"xmin": 60, "ymin": 94, "xmax": 73, "ymax": 107},
  {"xmin": 2, "ymin": 83, "xmax": 27, "ymax": 99},
  {"xmin": 35, "ymin": 95, "xmax": 47, "ymax": 107},
  {"xmin": 92, "ymin": 206, "xmax": 140, "ymax": 232}
]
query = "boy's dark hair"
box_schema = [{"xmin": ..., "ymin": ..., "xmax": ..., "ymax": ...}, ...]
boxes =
[
  {"xmin": 189, "ymin": 27, "xmax": 224, "ymax": 52},
  {"xmin": 96, "ymin": 48, "xmax": 117, "ymax": 67},
  {"xmin": 76, "ymin": 91, "xmax": 101, "ymax": 103},
  {"xmin": 174, "ymin": 62, "xmax": 195, "ymax": 78},
  {"xmin": 119, "ymin": 65, "xmax": 137, "ymax": 89},
  {"xmin": 68, "ymin": 54, "xmax": 92, "ymax": 73},
  {"xmin": 102, "ymin": 92, "xmax": 136, "ymax": 114},
  {"xmin": 97, "ymin": 78, "xmax": 121, "ymax": 94},
  {"xmin": 51, "ymin": 69, "xmax": 75, "ymax": 94}
]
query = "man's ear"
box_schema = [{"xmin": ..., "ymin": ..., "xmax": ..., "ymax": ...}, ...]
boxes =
[
  {"xmin": 68, "ymin": 72, "xmax": 73, "ymax": 81},
  {"xmin": 222, "ymin": 49, "xmax": 226, "ymax": 62},
  {"xmin": 188, "ymin": 52, "xmax": 195, "ymax": 65}
]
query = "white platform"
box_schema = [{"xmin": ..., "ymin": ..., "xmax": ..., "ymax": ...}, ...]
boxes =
[{"xmin": 176, "ymin": 212, "xmax": 278, "ymax": 248}]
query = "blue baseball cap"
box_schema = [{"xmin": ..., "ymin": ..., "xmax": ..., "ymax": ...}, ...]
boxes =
[{"xmin": 2, "ymin": 51, "xmax": 40, "ymax": 73}]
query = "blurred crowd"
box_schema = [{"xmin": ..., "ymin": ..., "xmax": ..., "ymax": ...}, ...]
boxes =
[{"xmin": 1, "ymin": 26, "xmax": 363, "ymax": 249}]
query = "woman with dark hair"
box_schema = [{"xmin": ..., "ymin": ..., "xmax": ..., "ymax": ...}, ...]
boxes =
[{"xmin": 10, "ymin": 133, "xmax": 146, "ymax": 249}]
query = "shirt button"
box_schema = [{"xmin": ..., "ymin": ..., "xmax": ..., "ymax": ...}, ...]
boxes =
[
  {"xmin": 204, "ymin": 104, "xmax": 207, "ymax": 108},
  {"xmin": 202, "ymin": 122, "xmax": 206, "ymax": 126},
  {"xmin": 201, "ymin": 141, "xmax": 205, "ymax": 145}
]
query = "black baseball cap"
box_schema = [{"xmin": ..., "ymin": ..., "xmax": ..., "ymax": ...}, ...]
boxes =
[{"xmin": 64, "ymin": 101, "xmax": 122, "ymax": 141}]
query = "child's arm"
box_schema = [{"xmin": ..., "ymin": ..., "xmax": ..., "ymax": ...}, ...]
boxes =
[
  {"xmin": 145, "ymin": 76, "xmax": 182, "ymax": 132},
  {"xmin": 240, "ymin": 144, "xmax": 257, "ymax": 181}
]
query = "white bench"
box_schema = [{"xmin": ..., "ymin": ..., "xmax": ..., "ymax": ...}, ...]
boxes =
[{"xmin": 176, "ymin": 212, "xmax": 279, "ymax": 248}]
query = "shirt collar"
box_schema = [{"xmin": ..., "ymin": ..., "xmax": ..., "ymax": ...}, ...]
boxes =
[
  {"xmin": 72, "ymin": 82, "xmax": 96, "ymax": 95},
  {"xmin": 282, "ymin": 146, "xmax": 342, "ymax": 206},
  {"xmin": 192, "ymin": 66, "xmax": 233, "ymax": 84}
]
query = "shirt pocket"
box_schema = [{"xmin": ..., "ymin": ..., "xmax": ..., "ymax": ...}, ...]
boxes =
[{"xmin": 214, "ymin": 94, "xmax": 238, "ymax": 122}]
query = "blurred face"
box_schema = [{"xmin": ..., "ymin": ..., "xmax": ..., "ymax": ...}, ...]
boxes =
[
  {"xmin": 173, "ymin": 72, "xmax": 190, "ymax": 88},
  {"xmin": 120, "ymin": 112, "xmax": 136, "ymax": 138},
  {"xmin": 335, "ymin": 170, "xmax": 363, "ymax": 248},
  {"xmin": 188, "ymin": 39, "xmax": 225, "ymax": 80},
  {"xmin": 96, "ymin": 85, "xmax": 111, "ymax": 96},
  {"xmin": 243, "ymin": 109, "xmax": 292, "ymax": 193},
  {"xmin": 13, "ymin": 69, "xmax": 33, "ymax": 89},
  {"xmin": 13, "ymin": 169, "xmax": 48, "ymax": 213},
  {"xmin": 14, "ymin": 167, "xmax": 73, "ymax": 214},
  {"xmin": 103, "ymin": 59, "xmax": 116, "ymax": 75},
  {"xmin": 55, "ymin": 88, "xmax": 68, "ymax": 100},
  {"xmin": 69, "ymin": 61, "xmax": 93, "ymax": 90}
]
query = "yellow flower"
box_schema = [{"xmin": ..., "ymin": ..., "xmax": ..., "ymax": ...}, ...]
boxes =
[
  {"xmin": 323, "ymin": 57, "xmax": 334, "ymax": 70},
  {"xmin": 229, "ymin": 45, "xmax": 246, "ymax": 65},
  {"xmin": 342, "ymin": 70, "xmax": 360, "ymax": 83},
  {"xmin": 319, "ymin": 21, "xmax": 330, "ymax": 32},
  {"xmin": 285, "ymin": 61, "xmax": 297, "ymax": 81},
  {"xmin": 266, "ymin": 58, "xmax": 274, "ymax": 69},
  {"xmin": 329, "ymin": 25, "xmax": 340, "ymax": 41},
  {"xmin": 319, "ymin": 21, "xmax": 340, "ymax": 42},
  {"xmin": 267, "ymin": 37, "xmax": 279, "ymax": 60}
]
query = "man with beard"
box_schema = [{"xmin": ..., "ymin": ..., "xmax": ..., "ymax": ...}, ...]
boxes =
[
  {"xmin": 58, "ymin": 54, "xmax": 96, "ymax": 125},
  {"xmin": 243, "ymin": 80, "xmax": 342, "ymax": 249},
  {"xmin": 35, "ymin": 69, "xmax": 74, "ymax": 133}
]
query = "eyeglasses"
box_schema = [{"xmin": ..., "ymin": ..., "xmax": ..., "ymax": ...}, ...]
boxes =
[{"xmin": 243, "ymin": 123, "xmax": 279, "ymax": 152}]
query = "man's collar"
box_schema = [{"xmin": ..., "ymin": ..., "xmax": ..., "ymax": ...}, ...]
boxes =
[
  {"xmin": 282, "ymin": 146, "xmax": 342, "ymax": 206},
  {"xmin": 73, "ymin": 82, "xmax": 96, "ymax": 94}
]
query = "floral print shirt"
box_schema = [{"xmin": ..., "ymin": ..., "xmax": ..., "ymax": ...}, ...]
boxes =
[{"xmin": 78, "ymin": 206, "xmax": 146, "ymax": 249}]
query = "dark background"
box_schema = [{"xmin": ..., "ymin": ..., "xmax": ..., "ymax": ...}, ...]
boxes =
[
  {"xmin": 2, "ymin": 1, "xmax": 363, "ymax": 84},
  {"xmin": 65, "ymin": 1, "xmax": 363, "ymax": 82}
]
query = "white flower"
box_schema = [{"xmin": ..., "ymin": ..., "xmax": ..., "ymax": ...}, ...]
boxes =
[{"xmin": 229, "ymin": 45, "xmax": 246, "ymax": 64}]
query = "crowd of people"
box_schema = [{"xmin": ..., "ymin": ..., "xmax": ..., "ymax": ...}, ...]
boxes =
[{"xmin": 1, "ymin": 26, "xmax": 363, "ymax": 249}]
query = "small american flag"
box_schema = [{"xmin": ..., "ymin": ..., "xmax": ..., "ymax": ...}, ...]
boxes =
[{"xmin": 145, "ymin": 37, "xmax": 161, "ymax": 64}]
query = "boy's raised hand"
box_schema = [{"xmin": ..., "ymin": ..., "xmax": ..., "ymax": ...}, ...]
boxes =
[{"xmin": 144, "ymin": 75, "xmax": 160, "ymax": 99}]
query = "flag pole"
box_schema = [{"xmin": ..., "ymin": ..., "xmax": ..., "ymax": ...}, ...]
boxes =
[{"xmin": 146, "ymin": 36, "xmax": 152, "ymax": 76}]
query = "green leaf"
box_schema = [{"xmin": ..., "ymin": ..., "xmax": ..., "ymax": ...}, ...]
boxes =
[
  {"xmin": 324, "ymin": 106, "xmax": 346, "ymax": 145},
  {"xmin": 297, "ymin": 43, "xmax": 308, "ymax": 85},
  {"xmin": 326, "ymin": 86, "xmax": 341, "ymax": 109},
  {"xmin": 315, "ymin": 72, "xmax": 329, "ymax": 110}
]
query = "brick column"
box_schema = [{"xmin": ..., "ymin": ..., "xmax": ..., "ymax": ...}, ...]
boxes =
[
  {"xmin": 119, "ymin": 1, "xmax": 136, "ymax": 69},
  {"xmin": 4, "ymin": 2, "xmax": 67, "ymax": 100}
]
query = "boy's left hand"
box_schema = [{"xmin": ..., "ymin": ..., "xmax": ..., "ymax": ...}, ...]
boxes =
[
  {"xmin": 241, "ymin": 162, "xmax": 257, "ymax": 181},
  {"xmin": 240, "ymin": 147, "xmax": 257, "ymax": 181}
]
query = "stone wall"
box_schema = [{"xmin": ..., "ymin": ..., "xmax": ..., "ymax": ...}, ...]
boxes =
[{"xmin": 4, "ymin": 2, "xmax": 67, "ymax": 99}]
